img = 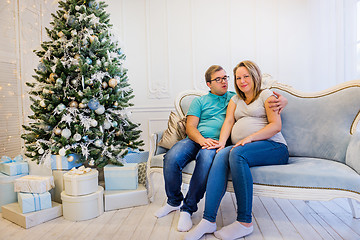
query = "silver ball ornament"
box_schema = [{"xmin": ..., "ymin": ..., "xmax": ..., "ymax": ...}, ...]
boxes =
[
  {"xmin": 73, "ymin": 133, "xmax": 82, "ymax": 141},
  {"xmin": 59, "ymin": 148, "xmax": 66, "ymax": 156},
  {"xmin": 103, "ymin": 120, "xmax": 111, "ymax": 129},
  {"xmin": 95, "ymin": 105, "xmax": 105, "ymax": 115},
  {"xmin": 69, "ymin": 101, "xmax": 78, "ymax": 108},
  {"xmin": 94, "ymin": 139, "xmax": 103, "ymax": 148},
  {"xmin": 38, "ymin": 148, "xmax": 44, "ymax": 154},
  {"xmin": 61, "ymin": 128, "xmax": 71, "ymax": 139},
  {"xmin": 90, "ymin": 119, "xmax": 98, "ymax": 127},
  {"xmin": 39, "ymin": 100, "xmax": 46, "ymax": 108}
]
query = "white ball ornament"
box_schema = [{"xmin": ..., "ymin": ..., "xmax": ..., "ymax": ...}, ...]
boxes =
[
  {"xmin": 73, "ymin": 133, "xmax": 82, "ymax": 141},
  {"xmin": 90, "ymin": 119, "xmax": 98, "ymax": 127},
  {"xmin": 108, "ymin": 78, "xmax": 117, "ymax": 88},
  {"xmin": 94, "ymin": 139, "xmax": 103, "ymax": 148},
  {"xmin": 59, "ymin": 148, "xmax": 66, "ymax": 156},
  {"xmin": 95, "ymin": 105, "xmax": 105, "ymax": 114},
  {"xmin": 38, "ymin": 148, "xmax": 44, "ymax": 154},
  {"xmin": 32, "ymin": 152, "xmax": 36, "ymax": 156},
  {"xmin": 40, "ymin": 100, "xmax": 46, "ymax": 108},
  {"xmin": 103, "ymin": 120, "xmax": 111, "ymax": 129},
  {"xmin": 61, "ymin": 128, "xmax": 71, "ymax": 139}
]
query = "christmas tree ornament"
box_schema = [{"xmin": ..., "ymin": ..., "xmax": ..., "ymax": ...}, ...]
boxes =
[
  {"xmin": 113, "ymin": 101, "xmax": 118, "ymax": 108},
  {"xmin": 71, "ymin": 79, "xmax": 78, "ymax": 85},
  {"xmin": 69, "ymin": 101, "xmax": 79, "ymax": 108},
  {"xmin": 85, "ymin": 79, "xmax": 93, "ymax": 85},
  {"xmin": 67, "ymin": 155, "xmax": 74, "ymax": 162},
  {"xmin": 79, "ymin": 102, "xmax": 87, "ymax": 109},
  {"xmin": 104, "ymin": 62, "xmax": 109, "ymax": 67},
  {"xmin": 32, "ymin": 152, "xmax": 36, "ymax": 156},
  {"xmin": 59, "ymin": 148, "xmax": 66, "ymax": 156},
  {"xmin": 95, "ymin": 105, "xmax": 105, "ymax": 114},
  {"xmin": 75, "ymin": 5, "xmax": 80, "ymax": 11},
  {"xmin": 49, "ymin": 73, "xmax": 57, "ymax": 81},
  {"xmin": 89, "ymin": 35, "xmax": 97, "ymax": 43},
  {"xmin": 39, "ymin": 100, "xmax": 46, "ymax": 108},
  {"xmin": 54, "ymin": 127, "xmax": 62, "ymax": 135},
  {"xmin": 56, "ymin": 78, "xmax": 63, "ymax": 86},
  {"xmin": 89, "ymin": 159, "xmax": 95, "ymax": 166},
  {"xmin": 67, "ymin": 15, "xmax": 75, "ymax": 26},
  {"xmin": 88, "ymin": 98, "xmax": 100, "ymax": 110},
  {"xmin": 57, "ymin": 31, "xmax": 64, "ymax": 38},
  {"xmin": 37, "ymin": 63, "xmax": 46, "ymax": 72},
  {"xmin": 103, "ymin": 120, "xmax": 111, "ymax": 129},
  {"xmin": 73, "ymin": 133, "xmax": 82, "ymax": 141},
  {"xmin": 94, "ymin": 139, "xmax": 103, "ymax": 148},
  {"xmin": 56, "ymin": 103, "xmax": 66, "ymax": 112},
  {"xmin": 96, "ymin": 59, "xmax": 101, "ymax": 66},
  {"xmin": 74, "ymin": 54, "xmax": 80, "ymax": 60},
  {"xmin": 115, "ymin": 130, "xmax": 121, "ymax": 136},
  {"xmin": 102, "ymin": 81, "xmax": 108, "ymax": 89},
  {"xmin": 112, "ymin": 121, "xmax": 118, "ymax": 127},
  {"xmin": 90, "ymin": 119, "xmax": 98, "ymax": 127},
  {"xmin": 78, "ymin": 91, "xmax": 83, "ymax": 97},
  {"xmin": 108, "ymin": 78, "xmax": 117, "ymax": 88},
  {"xmin": 86, "ymin": 57, "xmax": 92, "ymax": 65},
  {"xmin": 63, "ymin": 13, "xmax": 69, "ymax": 19},
  {"xmin": 82, "ymin": 135, "xmax": 89, "ymax": 142},
  {"xmin": 61, "ymin": 128, "xmax": 71, "ymax": 139},
  {"xmin": 38, "ymin": 148, "xmax": 44, "ymax": 154}
]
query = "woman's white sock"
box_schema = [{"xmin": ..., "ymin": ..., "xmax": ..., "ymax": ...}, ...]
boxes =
[
  {"xmin": 184, "ymin": 219, "xmax": 216, "ymax": 240},
  {"xmin": 154, "ymin": 203, "xmax": 180, "ymax": 218},
  {"xmin": 214, "ymin": 221, "xmax": 253, "ymax": 240}
]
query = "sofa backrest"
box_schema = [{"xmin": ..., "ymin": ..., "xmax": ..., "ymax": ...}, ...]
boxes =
[
  {"xmin": 271, "ymin": 81, "xmax": 360, "ymax": 163},
  {"xmin": 176, "ymin": 81, "xmax": 360, "ymax": 163}
]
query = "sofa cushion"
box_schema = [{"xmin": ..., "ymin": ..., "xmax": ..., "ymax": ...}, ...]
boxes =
[
  {"xmin": 150, "ymin": 155, "xmax": 360, "ymax": 194},
  {"xmin": 158, "ymin": 112, "xmax": 186, "ymax": 149},
  {"xmin": 346, "ymin": 131, "xmax": 360, "ymax": 174},
  {"xmin": 251, "ymin": 157, "xmax": 360, "ymax": 194}
]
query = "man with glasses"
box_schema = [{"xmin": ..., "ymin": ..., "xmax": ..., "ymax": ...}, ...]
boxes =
[{"xmin": 155, "ymin": 65, "xmax": 287, "ymax": 232}]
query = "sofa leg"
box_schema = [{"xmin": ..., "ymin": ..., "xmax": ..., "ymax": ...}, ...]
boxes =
[
  {"xmin": 348, "ymin": 198, "xmax": 360, "ymax": 219},
  {"xmin": 147, "ymin": 172, "xmax": 155, "ymax": 202}
]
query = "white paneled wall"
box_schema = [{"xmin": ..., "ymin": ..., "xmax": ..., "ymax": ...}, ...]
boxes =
[{"xmin": 0, "ymin": 0, "xmax": 352, "ymax": 152}]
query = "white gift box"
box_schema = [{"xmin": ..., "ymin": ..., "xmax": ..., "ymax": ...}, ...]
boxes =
[
  {"xmin": 51, "ymin": 170, "xmax": 67, "ymax": 203},
  {"xmin": 63, "ymin": 168, "xmax": 98, "ymax": 196},
  {"xmin": 104, "ymin": 184, "xmax": 148, "ymax": 211},
  {"xmin": 1, "ymin": 202, "xmax": 62, "ymax": 229},
  {"xmin": 14, "ymin": 175, "xmax": 55, "ymax": 194},
  {"xmin": 0, "ymin": 172, "xmax": 28, "ymax": 212},
  {"xmin": 61, "ymin": 186, "xmax": 104, "ymax": 222},
  {"xmin": 18, "ymin": 192, "xmax": 52, "ymax": 214},
  {"xmin": 104, "ymin": 163, "xmax": 138, "ymax": 190}
]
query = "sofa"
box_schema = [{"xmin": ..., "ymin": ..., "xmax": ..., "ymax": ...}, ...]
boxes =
[{"xmin": 146, "ymin": 79, "xmax": 360, "ymax": 218}]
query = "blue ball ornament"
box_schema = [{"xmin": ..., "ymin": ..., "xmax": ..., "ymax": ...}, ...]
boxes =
[
  {"xmin": 86, "ymin": 57, "xmax": 92, "ymax": 65},
  {"xmin": 37, "ymin": 63, "xmax": 46, "ymax": 72},
  {"xmin": 112, "ymin": 121, "xmax": 118, "ymax": 127},
  {"xmin": 67, "ymin": 15, "xmax": 75, "ymax": 26},
  {"xmin": 82, "ymin": 135, "xmax": 89, "ymax": 142},
  {"xmin": 88, "ymin": 98, "xmax": 100, "ymax": 110},
  {"xmin": 56, "ymin": 103, "xmax": 66, "ymax": 112}
]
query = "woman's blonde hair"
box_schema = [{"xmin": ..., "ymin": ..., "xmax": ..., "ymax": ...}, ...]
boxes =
[{"xmin": 233, "ymin": 60, "xmax": 262, "ymax": 104}]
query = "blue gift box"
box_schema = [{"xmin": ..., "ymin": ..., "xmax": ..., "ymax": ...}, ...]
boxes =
[
  {"xmin": 0, "ymin": 155, "xmax": 29, "ymax": 176},
  {"xmin": 18, "ymin": 191, "xmax": 52, "ymax": 214},
  {"xmin": 104, "ymin": 163, "xmax": 138, "ymax": 190},
  {"xmin": 51, "ymin": 154, "xmax": 82, "ymax": 170},
  {"xmin": 123, "ymin": 150, "xmax": 149, "ymax": 164},
  {"xmin": 0, "ymin": 172, "xmax": 28, "ymax": 212}
]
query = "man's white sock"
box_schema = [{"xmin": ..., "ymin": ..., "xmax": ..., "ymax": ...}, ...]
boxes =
[
  {"xmin": 154, "ymin": 203, "xmax": 180, "ymax": 218},
  {"xmin": 177, "ymin": 211, "xmax": 193, "ymax": 232},
  {"xmin": 184, "ymin": 219, "xmax": 216, "ymax": 240},
  {"xmin": 214, "ymin": 221, "xmax": 253, "ymax": 240}
]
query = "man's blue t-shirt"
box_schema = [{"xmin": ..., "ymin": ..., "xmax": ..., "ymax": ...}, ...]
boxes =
[{"xmin": 187, "ymin": 91, "xmax": 236, "ymax": 140}]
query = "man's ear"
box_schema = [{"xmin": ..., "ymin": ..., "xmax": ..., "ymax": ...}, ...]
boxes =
[{"xmin": 206, "ymin": 81, "xmax": 211, "ymax": 88}]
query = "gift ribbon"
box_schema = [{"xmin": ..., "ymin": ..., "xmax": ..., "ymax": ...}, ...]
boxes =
[
  {"xmin": 31, "ymin": 193, "xmax": 41, "ymax": 211},
  {"xmin": 56, "ymin": 155, "xmax": 63, "ymax": 169}
]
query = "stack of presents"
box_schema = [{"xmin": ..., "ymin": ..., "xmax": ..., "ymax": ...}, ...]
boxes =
[{"xmin": 0, "ymin": 150, "xmax": 149, "ymax": 228}]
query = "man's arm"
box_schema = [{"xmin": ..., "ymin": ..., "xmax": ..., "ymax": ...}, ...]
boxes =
[
  {"xmin": 186, "ymin": 115, "xmax": 218, "ymax": 148},
  {"xmin": 268, "ymin": 91, "xmax": 288, "ymax": 113}
]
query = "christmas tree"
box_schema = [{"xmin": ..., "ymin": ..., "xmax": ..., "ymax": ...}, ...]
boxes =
[{"xmin": 21, "ymin": 0, "xmax": 144, "ymax": 168}]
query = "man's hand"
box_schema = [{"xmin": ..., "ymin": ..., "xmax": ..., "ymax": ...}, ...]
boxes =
[
  {"xmin": 200, "ymin": 138, "xmax": 219, "ymax": 149},
  {"xmin": 268, "ymin": 91, "xmax": 288, "ymax": 114}
]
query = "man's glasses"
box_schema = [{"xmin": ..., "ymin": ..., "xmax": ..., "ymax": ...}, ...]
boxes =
[{"xmin": 208, "ymin": 76, "xmax": 229, "ymax": 83}]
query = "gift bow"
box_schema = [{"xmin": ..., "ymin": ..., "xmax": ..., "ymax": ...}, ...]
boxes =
[
  {"xmin": 68, "ymin": 165, "xmax": 91, "ymax": 175},
  {"xmin": 0, "ymin": 155, "xmax": 23, "ymax": 164}
]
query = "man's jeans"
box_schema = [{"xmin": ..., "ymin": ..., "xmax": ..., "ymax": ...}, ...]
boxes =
[
  {"xmin": 203, "ymin": 140, "xmax": 289, "ymax": 223},
  {"xmin": 163, "ymin": 138, "xmax": 216, "ymax": 214}
]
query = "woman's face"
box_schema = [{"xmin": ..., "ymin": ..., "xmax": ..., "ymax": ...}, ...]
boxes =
[{"xmin": 235, "ymin": 66, "xmax": 254, "ymax": 96}]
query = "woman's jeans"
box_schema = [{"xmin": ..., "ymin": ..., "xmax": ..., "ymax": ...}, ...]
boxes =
[
  {"xmin": 203, "ymin": 140, "xmax": 289, "ymax": 223},
  {"xmin": 163, "ymin": 138, "xmax": 216, "ymax": 214}
]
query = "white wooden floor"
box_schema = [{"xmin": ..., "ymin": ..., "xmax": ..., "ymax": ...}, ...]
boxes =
[{"xmin": 1, "ymin": 173, "xmax": 360, "ymax": 240}]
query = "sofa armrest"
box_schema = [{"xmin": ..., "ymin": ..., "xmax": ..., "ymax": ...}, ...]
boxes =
[{"xmin": 346, "ymin": 130, "xmax": 360, "ymax": 174}]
